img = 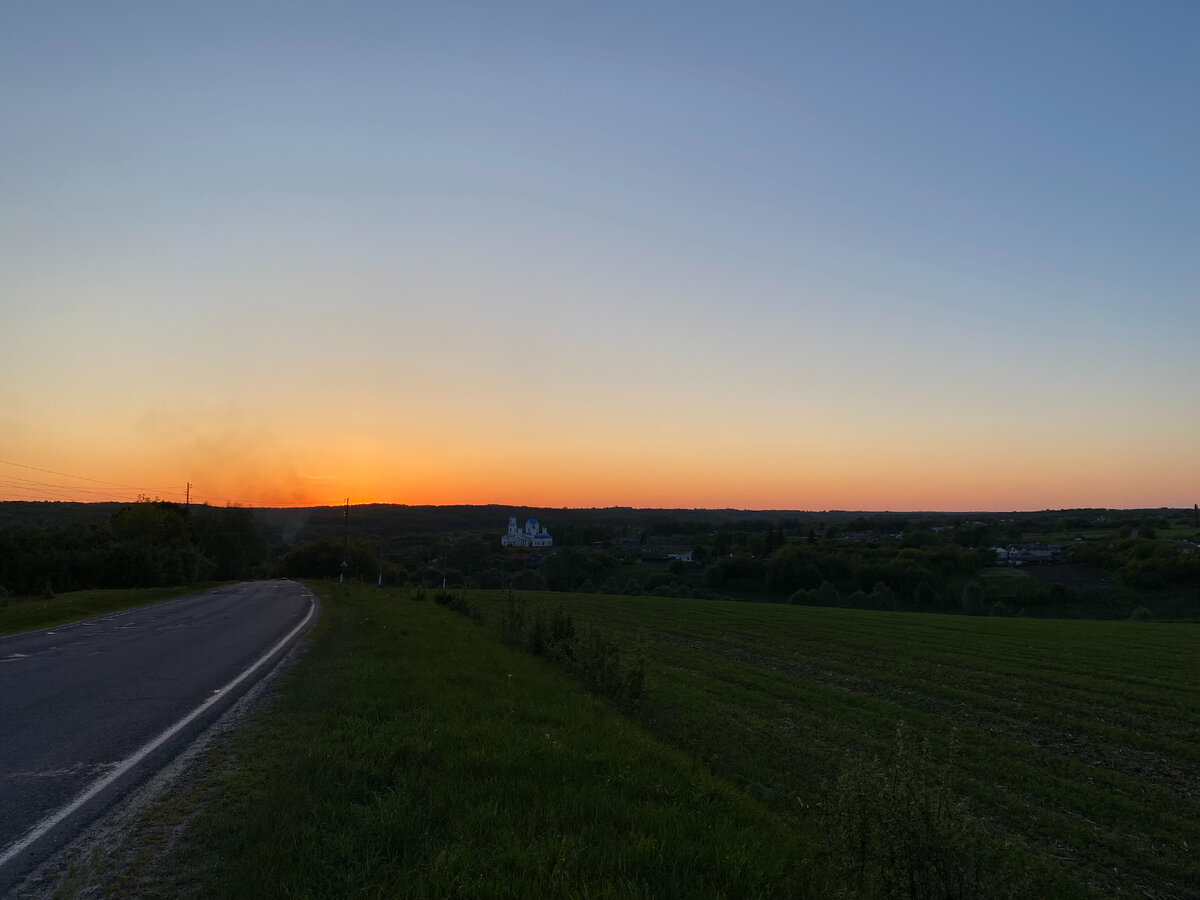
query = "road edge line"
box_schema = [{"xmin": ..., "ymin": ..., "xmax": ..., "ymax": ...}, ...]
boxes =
[{"xmin": 0, "ymin": 586, "xmax": 317, "ymax": 871}]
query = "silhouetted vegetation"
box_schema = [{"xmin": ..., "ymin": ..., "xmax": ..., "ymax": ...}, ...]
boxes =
[
  {"xmin": 3, "ymin": 502, "xmax": 1197, "ymax": 618},
  {"xmin": 0, "ymin": 500, "xmax": 268, "ymax": 594}
]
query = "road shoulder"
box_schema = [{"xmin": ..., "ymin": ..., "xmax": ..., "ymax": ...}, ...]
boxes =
[{"xmin": 4, "ymin": 614, "xmax": 316, "ymax": 900}]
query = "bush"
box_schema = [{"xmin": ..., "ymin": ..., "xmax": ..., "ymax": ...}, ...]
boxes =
[
  {"xmin": 962, "ymin": 582, "xmax": 985, "ymax": 616},
  {"xmin": 550, "ymin": 606, "xmax": 575, "ymax": 641},
  {"xmin": 529, "ymin": 614, "xmax": 550, "ymax": 656},
  {"xmin": 870, "ymin": 581, "xmax": 897, "ymax": 610},
  {"xmin": 572, "ymin": 630, "xmax": 645, "ymax": 706},
  {"xmin": 501, "ymin": 592, "xmax": 526, "ymax": 644},
  {"xmin": 989, "ymin": 601, "xmax": 1010, "ymax": 617},
  {"xmin": 816, "ymin": 580, "xmax": 840, "ymax": 607},
  {"xmin": 1129, "ymin": 606, "xmax": 1154, "ymax": 622},
  {"xmin": 823, "ymin": 723, "xmax": 987, "ymax": 900}
]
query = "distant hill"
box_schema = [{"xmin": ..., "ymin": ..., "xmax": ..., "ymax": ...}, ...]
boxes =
[{"xmin": 3, "ymin": 500, "xmax": 1188, "ymax": 548}]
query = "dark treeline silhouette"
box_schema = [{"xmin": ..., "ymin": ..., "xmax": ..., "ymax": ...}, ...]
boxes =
[
  {"xmin": 0, "ymin": 501, "xmax": 267, "ymax": 595},
  {"xmin": 2, "ymin": 502, "xmax": 1195, "ymax": 618}
]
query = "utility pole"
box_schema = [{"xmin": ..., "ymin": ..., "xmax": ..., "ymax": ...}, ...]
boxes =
[
  {"xmin": 185, "ymin": 482, "xmax": 190, "ymax": 512},
  {"xmin": 340, "ymin": 498, "xmax": 350, "ymax": 584}
]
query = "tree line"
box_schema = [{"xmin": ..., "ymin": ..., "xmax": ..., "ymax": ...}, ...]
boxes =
[{"xmin": 0, "ymin": 500, "xmax": 268, "ymax": 595}]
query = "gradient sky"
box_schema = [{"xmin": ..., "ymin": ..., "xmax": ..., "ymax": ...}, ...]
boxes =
[{"xmin": 2, "ymin": 1, "xmax": 1197, "ymax": 511}]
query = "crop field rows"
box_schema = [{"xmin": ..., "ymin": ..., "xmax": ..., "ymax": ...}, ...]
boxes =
[
  {"xmin": 62, "ymin": 584, "xmax": 1197, "ymax": 899},
  {"xmin": 467, "ymin": 592, "xmax": 1200, "ymax": 899}
]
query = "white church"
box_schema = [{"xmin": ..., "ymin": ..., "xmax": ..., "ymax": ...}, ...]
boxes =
[{"xmin": 501, "ymin": 514, "xmax": 553, "ymax": 548}]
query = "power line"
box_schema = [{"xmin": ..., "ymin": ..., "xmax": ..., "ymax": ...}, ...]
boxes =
[
  {"xmin": 0, "ymin": 474, "xmax": 183, "ymax": 501},
  {"xmin": 187, "ymin": 484, "xmax": 282, "ymax": 508},
  {"xmin": 0, "ymin": 480, "xmax": 116, "ymax": 501},
  {"xmin": 0, "ymin": 458, "xmax": 182, "ymax": 495},
  {"xmin": 0, "ymin": 458, "xmax": 316, "ymax": 509}
]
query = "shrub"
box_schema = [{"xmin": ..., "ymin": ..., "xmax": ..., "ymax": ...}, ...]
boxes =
[
  {"xmin": 816, "ymin": 580, "xmax": 840, "ymax": 607},
  {"xmin": 870, "ymin": 581, "xmax": 897, "ymax": 610},
  {"xmin": 448, "ymin": 592, "xmax": 481, "ymax": 622},
  {"xmin": 500, "ymin": 592, "xmax": 526, "ymax": 644},
  {"xmin": 989, "ymin": 601, "xmax": 1010, "ymax": 617},
  {"xmin": 962, "ymin": 582, "xmax": 985, "ymax": 616},
  {"xmin": 529, "ymin": 613, "xmax": 549, "ymax": 656},
  {"xmin": 642, "ymin": 572, "xmax": 674, "ymax": 592},
  {"xmin": 823, "ymin": 723, "xmax": 986, "ymax": 900},
  {"xmin": 550, "ymin": 606, "xmax": 575, "ymax": 641},
  {"xmin": 572, "ymin": 630, "xmax": 644, "ymax": 707},
  {"xmin": 1129, "ymin": 606, "xmax": 1154, "ymax": 622}
]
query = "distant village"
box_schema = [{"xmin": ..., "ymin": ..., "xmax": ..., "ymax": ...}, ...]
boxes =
[{"xmin": 501, "ymin": 514, "xmax": 553, "ymax": 548}]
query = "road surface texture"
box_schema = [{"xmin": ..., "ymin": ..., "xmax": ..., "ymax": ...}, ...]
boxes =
[{"xmin": 0, "ymin": 581, "xmax": 317, "ymax": 893}]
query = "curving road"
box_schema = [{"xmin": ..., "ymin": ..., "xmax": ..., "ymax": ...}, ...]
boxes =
[{"xmin": 0, "ymin": 581, "xmax": 317, "ymax": 892}]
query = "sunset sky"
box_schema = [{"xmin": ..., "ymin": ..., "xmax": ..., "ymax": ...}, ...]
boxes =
[{"xmin": 2, "ymin": 2, "xmax": 1197, "ymax": 511}]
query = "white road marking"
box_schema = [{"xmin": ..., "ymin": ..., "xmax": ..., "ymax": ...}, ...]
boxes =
[{"xmin": 0, "ymin": 590, "xmax": 316, "ymax": 872}]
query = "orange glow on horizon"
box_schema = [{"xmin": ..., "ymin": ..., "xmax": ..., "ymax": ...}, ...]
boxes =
[{"xmin": 3, "ymin": 405, "xmax": 1195, "ymax": 512}]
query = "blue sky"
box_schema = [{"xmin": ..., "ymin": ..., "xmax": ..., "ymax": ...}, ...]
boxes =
[{"xmin": 2, "ymin": 1, "xmax": 1197, "ymax": 509}]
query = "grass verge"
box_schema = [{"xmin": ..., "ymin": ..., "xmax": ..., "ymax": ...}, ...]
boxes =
[
  {"xmin": 0, "ymin": 584, "xmax": 223, "ymax": 637},
  {"xmin": 63, "ymin": 584, "xmax": 1198, "ymax": 898},
  {"xmin": 95, "ymin": 582, "xmax": 811, "ymax": 899}
]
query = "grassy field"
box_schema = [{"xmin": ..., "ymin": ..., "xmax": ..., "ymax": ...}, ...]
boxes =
[
  {"xmin": 75, "ymin": 583, "xmax": 1199, "ymax": 899},
  {"xmin": 466, "ymin": 590, "xmax": 1200, "ymax": 899},
  {"xmin": 0, "ymin": 584, "xmax": 222, "ymax": 637},
  {"xmin": 94, "ymin": 582, "xmax": 811, "ymax": 899}
]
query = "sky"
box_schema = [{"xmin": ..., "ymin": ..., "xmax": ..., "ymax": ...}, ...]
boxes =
[{"xmin": 2, "ymin": 1, "xmax": 1197, "ymax": 511}]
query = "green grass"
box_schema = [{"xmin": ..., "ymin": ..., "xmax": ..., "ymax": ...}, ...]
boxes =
[
  {"xmin": 467, "ymin": 591, "xmax": 1200, "ymax": 899},
  {"xmin": 102, "ymin": 584, "xmax": 1198, "ymax": 899},
  {"xmin": 0, "ymin": 584, "xmax": 222, "ymax": 636},
  {"xmin": 126, "ymin": 582, "xmax": 811, "ymax": 899}
]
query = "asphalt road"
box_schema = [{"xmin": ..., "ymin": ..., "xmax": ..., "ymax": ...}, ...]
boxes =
[{"xmin": 0, "ymin": 581, "xmax": 316, "ymax": 890}]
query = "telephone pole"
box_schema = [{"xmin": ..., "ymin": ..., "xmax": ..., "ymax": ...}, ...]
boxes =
[{"xmin": 340, "ymin": 498, "xmax": 350, "ymax": 583}]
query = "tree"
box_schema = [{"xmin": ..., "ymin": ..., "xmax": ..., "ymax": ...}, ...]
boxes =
[
  {"xmin": 816, "ymin": 580, "xmax": 840, "ymax": 606},
  {"xmin": 962, "ymin": 582, "xmax": 986, "ymax": 616},
  {"xmin": 190, "ymin": 505, "xmax": 268, "ymax": 580},
  {"xmin": 869, "ymin": 582, "xmax": 896, "ymax": 610}
]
